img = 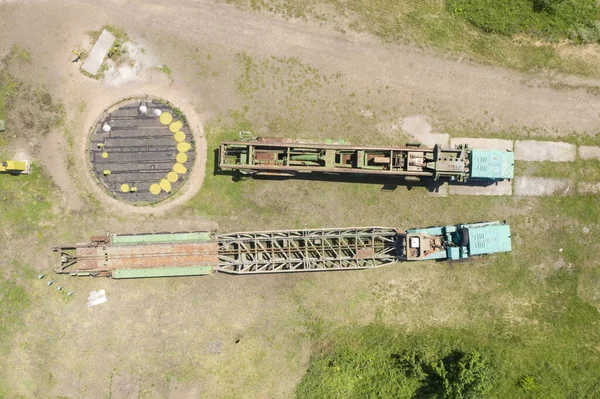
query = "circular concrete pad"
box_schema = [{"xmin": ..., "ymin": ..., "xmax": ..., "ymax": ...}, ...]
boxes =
[{"xmin": 89, "ymin": 98, "xmax": 195, "ymax": 204}]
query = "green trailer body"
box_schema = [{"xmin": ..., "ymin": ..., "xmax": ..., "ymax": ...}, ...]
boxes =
[
  {"xmin": 112, "ymin": 266, "xmax": 213, "ymax": 279},
  {"xmin": 219, "ymin": 136, "xmax": 514, "ymax": 183},
  {"xmin": 111, "ymin": 232, "xmax": 213, "ymax": 245}
]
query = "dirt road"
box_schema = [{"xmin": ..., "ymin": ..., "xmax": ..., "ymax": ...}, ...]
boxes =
[{"xmin": 2, "ymin": 0, "xmax": 600, "ymax": 137}]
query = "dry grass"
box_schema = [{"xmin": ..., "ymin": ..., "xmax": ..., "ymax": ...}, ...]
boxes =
[{"xmin": 1, "ymin": 38, "xmax": 599, "ymax": 398}]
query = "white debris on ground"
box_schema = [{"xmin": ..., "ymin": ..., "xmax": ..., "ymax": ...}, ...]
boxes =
[
  {"xmin": 103, "ymin": 42, "xmax": 160, "ymax": 87},
  {"xmin": 82, "ymin": 29, "xmax": 116, "ymax": 76},
  {"xmin": 87, "ymin": 289, "xmax": 107, "ymax": 308}
]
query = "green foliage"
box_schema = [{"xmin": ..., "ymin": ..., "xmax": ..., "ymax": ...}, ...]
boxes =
[
  {"xmin": 518, "ymin": 375, "xmax": 537, "ymax": 391},
  {"xmin": 447, "ymin": 0, "xmax": 600, "ymax": 42},
  {"xmin": 296, "ymin": 326, "xmax": 494, "ymax": 399}
]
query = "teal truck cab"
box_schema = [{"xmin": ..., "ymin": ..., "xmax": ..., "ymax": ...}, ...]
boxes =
[{"xmin": 398, "ymin": 221, "xmax": 511, "ymax": 261}]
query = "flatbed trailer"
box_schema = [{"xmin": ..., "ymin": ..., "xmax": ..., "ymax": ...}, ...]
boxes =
[
  {"xmin": 219, "ymin": 136, "xmax": 514, "ymax": 183},
  {"xmin": 54, "ymin": 222, "xmax": 511, "ymax": 279}
]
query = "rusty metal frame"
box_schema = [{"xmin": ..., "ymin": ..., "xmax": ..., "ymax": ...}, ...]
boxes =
[{"xmin": 216, "ymin": 227, "xmax": 399, "ymax": 274}]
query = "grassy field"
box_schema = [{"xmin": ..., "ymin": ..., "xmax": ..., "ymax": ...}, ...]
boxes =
[
  {"xmin": 1, "ymin": 31, "xmax": 600, "ymax": 398},
  {"xmin": 227, "ymin": 0, "xmax": 600, "ymax": 79}
]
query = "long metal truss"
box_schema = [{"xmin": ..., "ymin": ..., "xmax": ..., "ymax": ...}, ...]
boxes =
[{"xmin": 216, "ymin": 227, "xmax": 399, "ymax": 274}]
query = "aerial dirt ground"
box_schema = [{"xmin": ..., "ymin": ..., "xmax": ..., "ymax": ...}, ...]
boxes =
[{"xmin": 1, "ymin": 0, "xmax": 600, "ymax": 398}]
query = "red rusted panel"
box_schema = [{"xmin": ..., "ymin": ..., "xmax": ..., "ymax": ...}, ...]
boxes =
[{"xmin": 76, "ymin": 242, "xmax": 219, "ymax": 272}]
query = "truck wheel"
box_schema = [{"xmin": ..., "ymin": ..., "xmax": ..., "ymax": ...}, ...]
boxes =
[{"xmin": 458, "ymin": 228, "xmax": 469, "ymax": 247}]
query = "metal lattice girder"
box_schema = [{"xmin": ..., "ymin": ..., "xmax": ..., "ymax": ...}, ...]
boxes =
[{"xmin": 216, "ymin": 227, "xmax": 399, "ymax": 274}]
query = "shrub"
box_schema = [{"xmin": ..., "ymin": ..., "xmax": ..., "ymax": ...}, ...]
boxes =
[{"xmin": 447, "ymin": 0, "xmax": 600, "ymax": 42}]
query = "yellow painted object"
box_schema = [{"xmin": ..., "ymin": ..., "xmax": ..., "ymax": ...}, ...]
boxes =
[
  {"xmin": 177, "ymin": 142, "xmax": 192, "ymax": 153},
  {"xmin": 160, "ymin": 112, "xmax": 173, "ymax": 125},
  {"xmin": 174, "ymin": 131, "xmax": 186, "ymax": 143},
  {"xmin": 0, "ymin": 160, "xmax": 28, "ymax": 174},
  {"xmin": 102, "ymin": 152, "xmax": 109, "ymax": 158},
  {"xmin": 167, "ymin": 171, "xmax": 179, "ymax": 183},
  {"xmin": 169, "ymin": 120, "xmax": 183, "ymax": 133},
  {"xmin": 176, "ymin": 152, "xmax": 188, "ymax": 163},
  {"xmin": 160, "ymin": 179, "xmax": 172, "ymax": 192},
  {"xmin": 150, "ymin": 184, "xmax": 161, "ymax": 195},
  {"xmin": 103, "ymin": 170, "xmax": 111, "ymax": 176},
  {"xmin": 130, "ymin": 186, "xmax": 138, "ymax": 193},
  {"xmin": 120, "ymin": 184, "xmax": 130, "ymax": 193},
  {"xmin": 173, "ymin": 163, "xmax": 187, "ymax": 175}
]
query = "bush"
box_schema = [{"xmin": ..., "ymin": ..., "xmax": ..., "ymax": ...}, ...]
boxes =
[
  {"xmin": 518, "ymin": 375, "xmax": 537, "ymax": 391},
  {"xmin": 296, "ymin": 326, "xmax": 494, "ymax": 399},
  {"xmin": 447, "ymin": 0, "xmax": 600, "ymax": 42}
]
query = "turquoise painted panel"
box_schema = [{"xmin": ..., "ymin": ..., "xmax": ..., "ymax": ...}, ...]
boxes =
[
  {"xmin": 470, "ymin": 150, "xmax": 514, "ymax": 180},
  {"xmin": 111, "ymin": 232, "xmax": 212, "ymax": 245},
  {"xmin": 466, "ymin": 224, "xmax": 512, "ymax": 255},
  {"xmin": 406, "ymin": 226, "xmax": 444, "ymax": 236}
]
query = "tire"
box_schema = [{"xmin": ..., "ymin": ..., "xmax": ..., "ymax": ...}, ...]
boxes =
[{"xmin": 458, "ymin": 228, "xmax": 469, "ymax": 247}]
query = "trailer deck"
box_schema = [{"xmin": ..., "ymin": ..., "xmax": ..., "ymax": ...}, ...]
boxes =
[
  {"xmin": 219, "ymin": 136, "xmax": 514, "ymax": 183},
  {"xmin": 54, "ymin": 223, "xmax": 511, "ymax": 279}
]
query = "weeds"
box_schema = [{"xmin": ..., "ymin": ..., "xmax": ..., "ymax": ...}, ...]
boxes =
[{"xmin": 156, "ymin": 64, "xmax": 172, "ymax": 77}]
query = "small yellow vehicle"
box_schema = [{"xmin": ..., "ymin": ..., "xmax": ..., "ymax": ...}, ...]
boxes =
[{"xmin": 0, "ymin": 160, "xmax": 30, "ymax": 175}]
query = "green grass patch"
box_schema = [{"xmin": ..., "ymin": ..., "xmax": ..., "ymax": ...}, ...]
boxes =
[
  {"xmin": 448, "ymin": 0, "xmax": 600, "ymax": 43},
  {"xmin": 231, "ymin": 0, "xmax": 600, "ymax": 77},
  {"xmin": 184, "ymin": 111, "xmax": 252, "ymax": 218},
  {"xmin": 515, "ymin": 159, "xmax": 600, "ymax": 181},
  {"xmin": 297, "ymin": 290, "xmax": 600, "ymax": 398},
  {"xmin": 8, "ymin": 45, "xmax": 32, "ymax": 64},
  {"xmin": 0, "ymin": 68, "xmax": 20, "ymax": 122},
  {"xmin": 156, "ymin": 64, "xmax": 172, "ymax": 77},
  {"xmin": 0, "ymin": 163, "xmax": 57, "ymax": 238}
]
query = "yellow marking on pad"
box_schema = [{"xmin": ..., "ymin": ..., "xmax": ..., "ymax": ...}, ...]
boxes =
[
  {"xmin": 173, "ymin": 163, "xmax": 187, "ymax": 174},
  {"xmin": 170, "ymin": 120, "xmax": 183, "ymax": 133},
  {"xmin": 174, "ymin": 131, "xmax": 186, "ymax": 143},
  {"xmin": 120, "ymin": 184, "xmax": 130, "ymax": 193},
  {"xmin": 160, "ymin": 179, "xmax": 172, "ymax": 192},
  {"xmin": 101, "ymin": 152, "xmax": 109, "ymax": 158},
  {"xmin": 159, "ymin": 112, "xmax": 173, "ymax": 125},
  {"xmin": 176, "ymin": 152, "xmax": 188, "ymax": 163},
  {"xmin": 177, "ymin": 142, "xmax": 192, "ymax": 152},
  {"xmin": 167, "ymin": 171, "xmax": 179, "ymax": 183},
  {"xmin": 150, "ymin": 184, "xmax": 161, "ymax": 195}
]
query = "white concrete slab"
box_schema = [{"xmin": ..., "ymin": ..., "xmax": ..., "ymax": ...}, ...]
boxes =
[
  {"xmin": 449, "ymin": 180, "xmax": 512, "ymax": 196},
  {"xmin": 578, "ymin": 146, "xmax": 600, "ymax": 161},
  {"xmin": 450, "ymin": 137, "xmax": 513, "ymax": 151},
  {"xmin": 514, "ymin": 140, "xmax": 576, "ymax": 162},
  {"xmin": 577, "ymin": 182, "xmax": 600, "ymax": 195},
  {"xmin": 401, "ymin": 115, "xmax": 449, "ymax": 146},
  {"xmin": 514, "ymin": 177, "xmax": 574, "ymax": 196},
  {"xmin": 82, "ymin": 29, "xmax": 116, "ymax": 76}
]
